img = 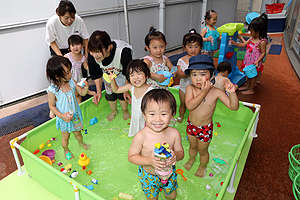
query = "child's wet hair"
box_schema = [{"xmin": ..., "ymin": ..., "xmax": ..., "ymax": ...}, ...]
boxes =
[
  {"xmin": 88, "ymin": 30, "xmax": 112, "ymax": 54},
  {"xmin": 182, "ymin": 29, "xmax": 203, "ymax": 48},
  {"xmin": 248, "ymin": 13, "xmax": 268, "ymax": 39},
  {"xmin": 144, "ymin": 26, "xmax": 166, "ymax": 51},
  {"xmin": 46, "ymin": 56, "xmax": 72, "ymax": 90},
  {"xmin": 56, "ymin": 0, "xmax": 76, "ymax": 16},
  {"xmin": 125, "ymin": 59, "xmax": 150, "ymax": 82},
  {"xmin": 141, "ymin": 89, "xmax": 177, "ymax": 116},
  {"xmin": 204, "ymin": 10, "xmax": 217, "ymax": 21},
  {"xmin": 217, "ymin": 61, "xmax": 232, "ymax": 74},
  {"xmin": 68, "ymin": 35, "xmax": 83, "ymax": 48}
]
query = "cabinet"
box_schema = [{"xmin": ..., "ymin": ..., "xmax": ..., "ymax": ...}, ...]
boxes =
[{"xmin": 292, "ymin": 21, "xmax": 300, "ymax": 59}]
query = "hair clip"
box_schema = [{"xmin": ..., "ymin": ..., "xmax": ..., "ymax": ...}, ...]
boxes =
[
  {"xmin": 202, "ymin": 20, "xmax": 205, "ymax": 24},
  {"xmin": 190, "ymin": 30, "xmax": 195, "ymax": 33},
  {"xmin": 149, "ymin": 28, "xmax": 156, "ymax": 35}
]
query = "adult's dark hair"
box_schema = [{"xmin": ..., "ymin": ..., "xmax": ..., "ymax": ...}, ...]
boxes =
[
  {"xmin": 141, "ymin": 89, "xmax": 177, "ymax": 116},
  {"xmin": 56, "ymin": 0, "xmax": 76, "ymax": 16},
  {"xmin": 88, "ymin": 30, "xmax": 112, "ymax": 54}
]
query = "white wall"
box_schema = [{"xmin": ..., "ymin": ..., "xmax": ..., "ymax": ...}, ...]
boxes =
[{"xmin": 0, "ymin": 0, "xmax": 238, "ymax": 105}]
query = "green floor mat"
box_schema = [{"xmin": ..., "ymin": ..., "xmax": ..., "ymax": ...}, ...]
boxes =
[{"xmin": 213, "ymin": 50, "xmax": 266, "ymax": 62}]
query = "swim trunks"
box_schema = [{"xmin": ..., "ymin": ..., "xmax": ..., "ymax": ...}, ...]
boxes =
[
  {"xmin": 138, "ymin": 166, "xmax": 178, "ymax": 198},
  {"xmin": 186, "ymin": 118, "xmax": 213, "ymax": 142}
]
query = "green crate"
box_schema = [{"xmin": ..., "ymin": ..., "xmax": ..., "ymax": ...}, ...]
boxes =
[
  {"xmin": 293, "ymin": 173, "xmax": 300, "ymax": 200},
  {"xmin": 289, "ymin": 144, "xmax": 300, "ymax": 181}
]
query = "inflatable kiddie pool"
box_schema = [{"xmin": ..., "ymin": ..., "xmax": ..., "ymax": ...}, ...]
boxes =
[{"xmin": 12, "ymin": 88, "xmax": 260, "ymax": 200}]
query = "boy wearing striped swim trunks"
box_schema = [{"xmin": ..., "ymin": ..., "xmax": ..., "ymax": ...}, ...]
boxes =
[{"xmin": 184, "ymin": 54, "xmax": 239, "ymax": 178}]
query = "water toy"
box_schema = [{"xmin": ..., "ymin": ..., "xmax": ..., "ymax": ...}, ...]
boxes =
[
  {"xmin": 47, "ymin": 144, "xmax": 52, "ymax": 147},
  {"xmin": 156, "ymin": 71, "xmax": 173, "ymax": 86},
  {"xmin": 86, "ymin": 170, "xmax": 93, "ymax": 175},
  {"xmin": 212, "ymin": 165, "xmax": 222, "ymax": 174},
  {"xmin": 176, "ymin": 169, "xmax": 187, "ymax": 181},
  {"xmin": 58, "ymin": 162, "xmax": 62, "ymax": 166},
  {"xmin": 112, "ymin": 197, "xmax": 119, "ymax": 200},
  {"xmin": 91, "ymin": 179, "xmax": 98, "ymax": 184},
  {"xmin": 60, "ymin": 168, "xmax": 67, "ymax": 174},
  {"xmin": 66, "ymin": 152, "xmax": 72, "ymax": 160},
  {"xmin": 82, "ymin": 166, "xmax": 87, "ymax": 171},
  {"xmin": 51, "ymin": 137, "xmax": 56, "ymax": 141},
  {"xmin": 39, "ymin": 155, "xmax": 52, "ymax": 166},
  {"xmin": 213, "ymin": 158, "xmax": 227, "ymax": 165},
  {"xmin": 103, "ymin": 73, "xmax": 117, "ymax": 83},
  {"xmin": 119, "ymin": 192, "xmax": 134, "ymax": 200},
  {"xmin": 41, "ymin": 149, "xmax": 56, "ymax": 160},
  {"xmin": 153, "ymin": 142, "xmax": 173, "ymax": 184},
  {"xmin": 84, "ymin": 129, "xmax": 88, "ymax": 134},
  {"xmin": 33, "ymin": 149, "xmax": 40, "ymax": 154},
  {"xmin": 89, "ymin": 117, "xmax": 98, "ymax": 125},
  {"xmin": 206, "ymin": 184, "xmax": 212, "ymax": 190},
  {"xmin": 64, "ymin": 164, "xmax": 72, "ymax": 172},
  {"xmin": 216, "ymin": 122, "xmax": 221, "ymax": 127},
  {"xmin": 78, "ymin": 152, "xmax": 90, "ymax": 168},
  {"xmin": 209, "ymin": 173, "xmax": 214, "ymax": 177},
  {"xmin": 39, "ymin": 143, "xmax": 45, "ymax": 149},
  {"xmin": 214, "ymin": 132, "xmax": 218, "ymax": 135},
  {"xmin": 47, "ymin": 140, "xmax": 51, "ymax": 144},
  {"xmin": 70, "ymin": 170, "xmax": 78, "ymax": 178},
  {"xmin": 84, "ymin": 184, "xmax": 94, "ymax": 190},
  {"xmin": 243, "ymin": 64, "xmax": 257, "ymax": 78},
  {"xmin": 221, "ymin": 182, "xmax": 224, "ymax": 186},
  {"xmin": 77, "ymin": 78, "xmax": 87, "ymax": 87},
  {"xmin": 217, "ymin": 23, "xmax": 246, "ymax": 87}
]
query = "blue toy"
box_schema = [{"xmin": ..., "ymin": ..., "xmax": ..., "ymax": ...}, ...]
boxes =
[
  {"xmin": 89, "ymin": 117, "xmax": 98, "ymax": 125},
  {"xmin": 91, "ymin": 179, "xmax": 99, "ymax": 184},
  {"xmin": 84, "ymin": 129, "xmax": 88, "ymax": 134},
  {"xmin": 217, "ymin": 23, "xmax": 246, "ymax": 87},
  {"xmin": 84, "ymin": 185, "xmax": 94, "ymax": 190}
]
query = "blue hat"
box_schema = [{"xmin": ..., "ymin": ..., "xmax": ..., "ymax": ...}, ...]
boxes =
[{"xmin": 184, "ymin": 54, "xmax": 216, "ymax": 76}]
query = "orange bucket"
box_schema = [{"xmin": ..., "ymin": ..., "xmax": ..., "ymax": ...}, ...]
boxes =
[{"xmin": 39, "ymin": 155, "xmax": 52, "ymax": 166}]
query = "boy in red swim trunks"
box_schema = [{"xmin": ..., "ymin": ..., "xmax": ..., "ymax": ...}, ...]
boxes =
[{"xmin": 184, "ymin": 54, "xmax": 239, "ymax": 177}]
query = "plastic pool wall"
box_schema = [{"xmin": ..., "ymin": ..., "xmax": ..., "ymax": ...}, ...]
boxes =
[{"xmin": 18, "ymin": 88, "xmax": 256, "ymax": 200}]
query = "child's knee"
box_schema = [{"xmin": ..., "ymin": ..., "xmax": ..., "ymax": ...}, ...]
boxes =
[{"xmin": 164, "ymin": 190, "xmax": 176, "ymax": 200}]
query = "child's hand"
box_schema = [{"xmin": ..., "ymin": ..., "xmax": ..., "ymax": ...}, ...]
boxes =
[
  {"xmin": 231, "ymin": 40, "xmax": 238, "ymax": 46},
  {"xmin": 108, "ymin": 71, "xmax": 117, "ymax": 81},
  {"xmin": 156, "ymin": 74, "xmax": 167, "ymax": 83},
  {"xmin": 223, "ymin": 79, "xmax": 236, "ymax": 93},
  {"xmin": 62, "ymin": 112, "xmax": 73, "ymax": 123},
  {"xmin": 166, "ymin": 149, "xmax": 177, "ymax": 166},
  {"xmin": 149, "ymin": 151, "xmax": 167, "ymax": 171},
  {"xmin": 201, "ymin": 80, "xmax": 213, "ymax": 94},
  {"xmin": 207, "ymin": 36, "xmax": 213, "ymax": 42},
  {"xmin": 254, "ymin": 61, "xmax": 259, "ymax": 68}
]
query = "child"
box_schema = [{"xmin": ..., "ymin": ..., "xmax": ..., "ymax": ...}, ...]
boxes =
[
  {"xmin": 176, "ymin": 29, "xmax": 203, "ymax": 123},
  {"xmin": 215, "ymin": 61, "xmax": 238, "ymax": 92},
  {"xmin": 143, "ymin": 27, "xmax": 174, "ymax": 89},
  {"xmin": 45, "ymin": 0, "xmax": 89, "ymax": 57},
  {"xmin": 183, "ymin": 54, "xmax": 239, "ymax": 177},
  {"xmin": 108, "ymin": 59, "xmax": 153, "ymax": 137},
  {"xmin": 65, "ymin": 35, "xmax": 95, "ymax": 104},
  {"xmin": 46, "ymin": 56, "xmax": 90, "ymax": 159},
  {"xmin": 232, "ymin": 13, "xmax": 268, "ymax": 95},
  {"xmin": 128, "ymin": 89, "xmax": 184, "ymax": 200},
  {"xmin": 200, "ymin": 10, "xmax": 221, "ymax": 57},
  {"xmin": 88, "ymin": 30, "xmax": 133, "ymax": 121}
]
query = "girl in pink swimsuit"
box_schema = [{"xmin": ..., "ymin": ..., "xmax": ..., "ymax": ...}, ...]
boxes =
[{"xmin": 233, "ymin": 13, "xmax": 268, "ymax": 95}]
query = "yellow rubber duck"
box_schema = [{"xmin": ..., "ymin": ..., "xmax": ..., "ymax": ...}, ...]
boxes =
[{"xmin": 78, "ymin": 152, "xmax": 90, "ymax": 168}]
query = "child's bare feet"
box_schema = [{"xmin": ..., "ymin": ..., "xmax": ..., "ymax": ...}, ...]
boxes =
[
  {"xmin": 184, "ymin": 158, "xmax": 195, "ymax": 171},
  {"xmin": 81, "ymin": 143, "xmax": 91, "ymax": 150},
  {"xmin": 64, "ymin": 150, "xmax": 74, "ymax": 160},
  {"xmin": 122, "ymin": 109, "xmax": 130, "ymax": 120},
  {"xmin": 195, "ymin": 165, "xmax": 207, "ymax": 177},
  {"xmin": 107, "ymin": 110, "xmax": 118, "ymax": 121},
  {"xmin": 241, "ymin": 90, "xmax": 254, "ymax": 95},
  {"xmin": 238, "ymin": 86, "xmax": 248, "ymax": 91}
]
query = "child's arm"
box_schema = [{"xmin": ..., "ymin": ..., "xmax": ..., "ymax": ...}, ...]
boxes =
[
  {"xmin": 219, "ymin": 79, "xmax": 239, "ymax": 111},
  {"xmin": 232, "ymin": 37, "xmax": 251, "ymax": 48},
  {"xmin": 176, "ymin": 65, "xmax": 188, "ymax": 78},
  {"xmin": 166, "ymin": 129, "xmax": 184, "ymax": 166},
  {"xmin": 128, "ymin": 133, "xmax": 166, "ymax": 170},
  {"xmin": 74, "ymin": 79, "xmax": 89, "ymax": 96},
  {"xmin": 185, "ymin": 81, "xmax": 213, "ymax": 111},
  {"xmin": 108, "ymin": 73, "xmax": 131, "ymax": 93},
  {"xmin": 254, "ymin": 40, "xmax": 267, "ymax": 67},
  {"xmin": 48, "ymin": 92, "xmax": 72, "ymax": 122},
  {"xmin": 200, "ymin": 27, "xmax": 212, "ymax": 42},
  {"xmin": 143, "ymin": 58, "xmax": 167, "ymax": 83}
]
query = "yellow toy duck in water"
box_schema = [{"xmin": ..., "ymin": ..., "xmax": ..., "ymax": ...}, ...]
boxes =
[{"xmin": 78, "ymin": 152, "xmax": 90, "ymax": 168}]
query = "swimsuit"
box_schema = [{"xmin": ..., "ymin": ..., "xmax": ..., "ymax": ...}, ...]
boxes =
[
  {"xmin": 177, "ymin": 58, "xmax": 192, "ymax": 93},
  {"xmin": 202, "ymin": 26, "xmax": 219, "ymax": 51},
  {"xmin": 138, "ymin": 166, "xmax": 178, "ymax": 198},
  {"xmin": 186, "ymin": 118, "xmax": 213, "ymax": 142},
  {"xmin": 241, "ymin": 38, "xmax": 267, "ymax": 72}
]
